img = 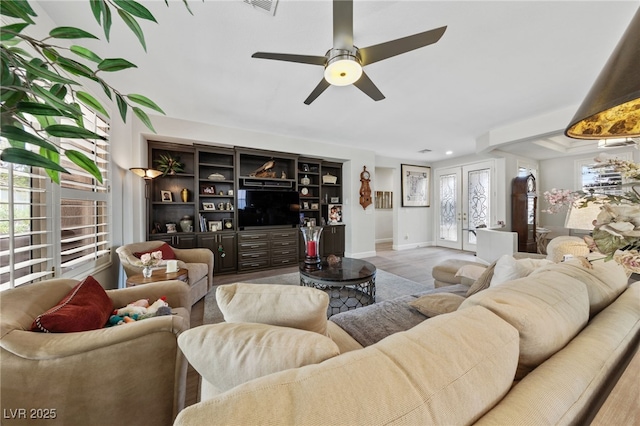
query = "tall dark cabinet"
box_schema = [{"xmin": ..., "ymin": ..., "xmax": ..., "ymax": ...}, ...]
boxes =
[
  {"xmin": 512, "ymin": 174, "xmax": 537, "ymax": 253},
  {"xmin": 145, "ymin": 142, "xmax": 345, "ymax": 274}
]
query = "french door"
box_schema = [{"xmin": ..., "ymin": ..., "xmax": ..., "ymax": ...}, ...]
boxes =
[{"xmin": 435, "ymin": 161, "xmax": 495, "ymax": 252}]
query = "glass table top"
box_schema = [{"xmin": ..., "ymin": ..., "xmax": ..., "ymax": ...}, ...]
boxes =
[{"xmin": 299, "ymin": 258, "xmax": 376, "ymax": 282}]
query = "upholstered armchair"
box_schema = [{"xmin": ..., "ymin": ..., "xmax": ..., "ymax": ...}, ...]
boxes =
[
  {"xmin": 116, "ymin": 241, "xmax": 214, "ymax": 305},
  {"xmin": 0, "ymin": 278, "xmax": 190, "ymax": 425}
]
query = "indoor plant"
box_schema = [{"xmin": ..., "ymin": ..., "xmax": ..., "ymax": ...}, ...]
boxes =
[
  {"xmin": 0, "ymin": 0, "xmax": 192, "ymax": 183},
  {"xmin": 543, "ymin": 154, "xmax": 640, "ymax": 273},
  {"xmin": 154, "ymin": 153, "xmax": 185, "ymax": 176}
]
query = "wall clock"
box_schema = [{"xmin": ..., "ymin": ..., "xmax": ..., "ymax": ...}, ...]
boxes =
[{"xmin": 359, "ymin": 166, "xmax": 372, "ymax": 209}]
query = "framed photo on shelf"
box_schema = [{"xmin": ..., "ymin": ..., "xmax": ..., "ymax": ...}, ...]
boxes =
[
  {"xmin": 330, "ymin": 197, "xmax": 340, "ymax": 203},
  {"xmin": 303, "ymin": 201, "xmax": 310, "ymax": 210},
  {"xmin": 200, "ymin": 184, "xmax": 216, "ymax": 195},
  {"xmin": 328, "ymin": 204, "xmax": 342, "ymax": 224},
  {"xmin": 161, "ymin": 190, "xmax": 172, "ymax": 202},
  {"xmin": 223, "ymin": 218, "xmax": 233, "ymax": 230},
  {"xmin": 209, "ymin": 220, "xmax": 222, "ymax": 232},
  {"xmin": 202, "ymin": 202, "xmax": 216, "ymax": 211},
  {"xmin": 401, "ymin": 164, "xmax": 431, "ymax": 207},
  {"xmin": 311, "ymin": 202, "xmax": 319, "ymax": 210}
]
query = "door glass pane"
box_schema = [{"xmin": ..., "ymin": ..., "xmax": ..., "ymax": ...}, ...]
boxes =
[
  {"xmin": 439, "ymin": 174, "xmax": 457, "ymax": 242},
  {"xmin": 467, "ymin": 169, "xmax": 490, "ymax": 244}
]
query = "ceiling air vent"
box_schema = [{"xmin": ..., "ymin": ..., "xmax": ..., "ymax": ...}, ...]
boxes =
[
  {"xmin": 243, "ymin": 0, "xmax": 278, "ymax": 16},
  {"xmin": 418, "ymin": 148, "xmax": 432, "ymax": 153},
  {"xmin": 597, "ymin": 138, "xmax": 639, "ymax": 149}
]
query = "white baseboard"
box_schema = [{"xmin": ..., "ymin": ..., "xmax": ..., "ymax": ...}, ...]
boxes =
[
  {"xmin": 392, "ymin": 241, "xmax": 434, "ymax": 251},
  {"xmin": 375, "ymin": 238, "xmax": 393, "ymax": 244}
]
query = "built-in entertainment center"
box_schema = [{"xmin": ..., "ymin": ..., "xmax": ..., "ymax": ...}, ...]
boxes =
[{"xmin": 146, "ymin": 141, "xmax": 344, "ymax": 274}]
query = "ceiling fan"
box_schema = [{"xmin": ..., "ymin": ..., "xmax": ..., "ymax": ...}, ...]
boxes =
[{"xmin": 251, "ymin": 0, "xmax": 447, "ymax": 105}]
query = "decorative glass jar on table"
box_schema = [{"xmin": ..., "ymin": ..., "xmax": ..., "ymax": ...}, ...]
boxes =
[{"xmin": 300, "ymin": 225, "xmax": 323, "ymax": 271}]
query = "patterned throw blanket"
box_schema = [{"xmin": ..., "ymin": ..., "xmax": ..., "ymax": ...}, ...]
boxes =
[{"xmin": 329, "ymin": 284, "xmax": 469, "ymax": 347}]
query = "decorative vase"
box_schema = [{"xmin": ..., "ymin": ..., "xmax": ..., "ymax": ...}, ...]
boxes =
[
  {"xmin": 142, "ymin": 266, "xmax": 153, "ymax": 278},
  {"xmin": 181, "ymin": 188, "xmax": 189, "ymax": 202},
  {"xmin": 300, "ymin": 225, "xmax": 323, "ymax": 271},
  {"xmin": 301, "ymin": 175, "xmax": 311, "ymax": 186},
  {"xmin": 180, "ymin": 215, "xmax": 193, "ymax": 232}
]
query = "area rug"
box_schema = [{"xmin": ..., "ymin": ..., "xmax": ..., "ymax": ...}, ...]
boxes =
[{"xmin": 203, "ymin": 270, "xmax": 433, "ymax": 325}]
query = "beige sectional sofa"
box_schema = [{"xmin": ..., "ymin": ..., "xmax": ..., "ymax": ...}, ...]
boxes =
[{"xmin": 175, "ymin": 257, "xmax": 639, "ymax": 425}]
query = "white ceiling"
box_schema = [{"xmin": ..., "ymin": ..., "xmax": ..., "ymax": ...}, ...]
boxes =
[{"xmin": 36, "ymin": 0, "xmax": 639, "ymax": 162}]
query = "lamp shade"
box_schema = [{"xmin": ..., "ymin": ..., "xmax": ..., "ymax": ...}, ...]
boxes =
[
  {"xmin": 565, "ymin": 7, "xmax": 640, "ymax": 139},
  {"xmin": 564, "ymin": 199, "xmax": 603, "ymax": 231},
  {"xmin": 130, "ymin": 167, "xmax": 162, "ymax": 180}
]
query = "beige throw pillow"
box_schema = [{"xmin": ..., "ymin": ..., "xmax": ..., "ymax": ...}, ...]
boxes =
[
  {"xmin": 490, "ymin": 255, "xmax": 553, "ymax": 287},
  {"xmin": 178, "ymin": 323, "xmax": 340, "ymax": 395},
  {"xmin": 410, "ymin": 293, "xmax": 466, "ymax": 317},
  {"xmin": 465, "ymin": 261, "xmax": 497, "ymax": 297},
  {"xmin": 216, "ymin": 283, "xmax": 329, "ymax": 335}
]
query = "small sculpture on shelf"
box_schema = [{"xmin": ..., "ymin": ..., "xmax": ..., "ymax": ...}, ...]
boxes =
[{"xmin": 250, "ymin": 159, "xmax": 276, "ymax": 178}]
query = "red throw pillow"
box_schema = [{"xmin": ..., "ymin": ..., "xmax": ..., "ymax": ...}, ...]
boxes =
[
  {"xmin": 133, "ymin": 242, "xmax": 176, "ymax": 260},
  {"xmin": 31, "ymin": 276, "xmax": 113, "ymax": 333}
]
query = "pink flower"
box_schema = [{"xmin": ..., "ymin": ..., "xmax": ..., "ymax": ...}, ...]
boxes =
[{"xmin": 613, "ymin": 250, "xmax": 640, "ymax": 274}]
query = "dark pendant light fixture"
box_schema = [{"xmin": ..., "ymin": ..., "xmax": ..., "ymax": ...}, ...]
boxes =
[{"xmin": 565, "ymin": 7, "xmax": 640, "ymax": 140}]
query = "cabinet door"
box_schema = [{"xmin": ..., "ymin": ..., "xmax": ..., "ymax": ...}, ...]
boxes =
[
  {"xmin": 175, "ymin": 234, "xmax": 196, "ymax": 249},
  {"xmin": 217, "ymin": 233, "xmax": 237, "ymax": 273},
  {"xmin": 321, "ymin": 225, "xmax": 345, "ymax": 257}
]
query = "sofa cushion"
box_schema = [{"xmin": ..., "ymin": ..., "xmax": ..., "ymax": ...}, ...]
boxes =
[
  {"xmin": 529, "ymin": 256, "xmax": 629, "ymax": 316},
  {"xmin": 216, "ymin": 283, "xmax": 329, "ymax": 335},
  {"xmin": 133, "ymin": 242, "xmax": 176, "ymax": 260},
  {"xmin": 460, "ymin": 272, "xmax": 589, "ymax": 379},
  {"xmin": 490, "ymin": 255, "xmax": 553, "ymax": 287},
  {"xmin": 409, "ymin": 293, "xmax": 465, "ymax": 317},
  {"xmin": 546, "ymin": 236, "xmax": 590, "ymax": 263},
  {"xmin": 178, "ymin": 322, "xmax": 340, "ymax": 395},
  {"xmin": 174, "ymin": 306, "xmax": 519, "ymax": 426},
  {"xmin": 31, "ymin": 276, "xmax": 112, "ymax": 333}
]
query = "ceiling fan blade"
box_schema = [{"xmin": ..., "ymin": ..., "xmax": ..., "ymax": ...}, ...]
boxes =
[
  {"xmin": 304, "ymin": 78, "xmax": 331, "ymax": 105},
  {"xmin": 333, "ymin": 0, "xmax": 354, "ymax": 50},
  {"xmin": 359, "ymin": 26, "xmax": 447, "ymax": 66},
  {"xmin": 252, "ymin": 52, "xmax": 326, "ymax": 66},
  {"xmin": 353, "ymin": 71, "xmax": 385, "ymax": 102}
]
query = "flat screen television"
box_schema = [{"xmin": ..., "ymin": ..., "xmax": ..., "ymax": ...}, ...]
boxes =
[{"xmin": 237, "ymin": 189, "xmax": 300, "ymax": 229}]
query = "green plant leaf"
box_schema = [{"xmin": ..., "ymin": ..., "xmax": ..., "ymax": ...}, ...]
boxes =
[
  {"xmin": 41, "ymin": 147, "xmax": 60, "ymax": 183},
  {"xmin": 7, "ymin": 46, "xmax": 31, "ymax": 57},
  {"xmin": 127, "ymin": 94, "xmax": 165, "ymax": 114},
  {"xmin": 15, "ymin": 101, "xmax": 67, "ymax": 117},
  {"xmin": 42, "ymin": 47, "xmax": 59, "ymax": 62},
  {"xmin": 101, "ymin": 0, "xmax": 112, "ymax": 41},
  {"xmin": 116, "ymin": 93, "xmax": 128, "ymax": 122},
  {"xmin": 97, "ymin": 78, "xmax": 112, "ymax": 100},
  {"xmin": 45, "ymin": 124, "xmax": 106, "ymax": 140},
  {"xmin": 0, "ymin": 23, "xmax": 29, "ymax": 41},
  {"xmin": 49, "ymin": 26, "xmax": 99, "ymax": 40},
  {"xmin": 0, "ymin": 0, "xmax": 36, "ymax": 24},
  {"xmin": 1, "ymin": 125, "xmax": 60, "ymax": 152},
  {"xmin": 66, "ymin": 149, "xmax": 103, "ymax": 183},
  {"xmin": 19, "ymin": 57, "xmax": 77, "ymax": 85},
  {"xmin": 31, "ymin": 84, "xmax": 83, "ymax": 118},
  {"xmin": 0, "ymin": 148, "xmax": 69, "ymax": 178},
  {"xmin": 90, "ymin": 0, "xmax": 102, "ymax": 24},
  {"xmin": 70, "ymin": 45, "xmax": 102, "ymax": 63},
  {"xmin": 113, "ymin": 0, "xmax": 157, "ymax": 22},
  {"xmin": 77, "ymin": 91, "xmax": 109, "ymax": 117},
  {"xmin": 97, "ymin": 58, "xmax": 137, "ymax": 72},
  {"xmin": 56, "ymin": 56, "xmax": 95, "ymax": 78},
  {"xmin": 133, "ymin": 106, "xmax": 155, "ymax": 132},
  {"xmin": 1, "ymin": 89, "xmax": 25, "ymax": 106},
  {"xmin": 181, "ymin": 0, "xmax": 194, "ymax": 15},
  {"xmin": 49, "ymin": 83, "xmax": 67, "ymax": 100},
  {"xmin": 117, "ymin": 9, "xmax": 146, "ymax": 51}
]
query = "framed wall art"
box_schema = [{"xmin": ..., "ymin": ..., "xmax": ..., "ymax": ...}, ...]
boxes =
[{"xmin": 401, "ymin": 164, "xmax": 430, "ymax": 207}]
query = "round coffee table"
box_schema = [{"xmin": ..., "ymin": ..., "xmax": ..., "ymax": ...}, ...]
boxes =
[
  {"xmin": 126, "ymin": 268, "xmax": 189, "ymax": 287},
  {"xmin": 299, "ymin": 258, "xmax": 376, "ymax": 317}
]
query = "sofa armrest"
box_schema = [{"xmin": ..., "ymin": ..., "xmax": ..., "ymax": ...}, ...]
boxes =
[
  {"xmin": 1, "ymin": 312, "xmax": 189, "ymax": 360},
  {"xmin": 108, "ymin": 280, "xmax": 190, "ymax": 310},
  {"xmin": 173, "ymin": 247, "xmax": 213, "ymax": 266}
]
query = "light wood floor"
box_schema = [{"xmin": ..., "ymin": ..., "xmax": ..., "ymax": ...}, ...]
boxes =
[{"xmin": 184, "ymin": 243, "xmax": 477, "ymax": 407}]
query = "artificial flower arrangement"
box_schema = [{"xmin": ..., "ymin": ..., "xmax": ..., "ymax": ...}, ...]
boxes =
[
  {"xmin": 543, "ymin": 154, "xmax": 640, "ymax": 273},
  {"xmin": 138, "ymin": 251, "xmax": 164, "ymax": 267}
]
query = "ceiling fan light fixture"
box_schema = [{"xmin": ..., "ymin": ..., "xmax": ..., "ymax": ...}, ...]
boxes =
[{"xmin": 324, "ymin": 49, "xmax": 362, "ymax": 86}]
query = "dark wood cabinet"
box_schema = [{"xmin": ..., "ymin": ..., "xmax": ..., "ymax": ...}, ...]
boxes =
[
  {"xmin": 146, "ymin": 142, "xmax": 343, "ymax": 273},
  {"xmin": 321, "ymin": 225, "xmax": 345, "ymax": 257},
  {"xmin": 198, "ymin": 233, "xmax": 237, "ymax": 274},
  {"xmin": 512, "ymin": 174, "xmax": 537, "ymax": 253}
]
